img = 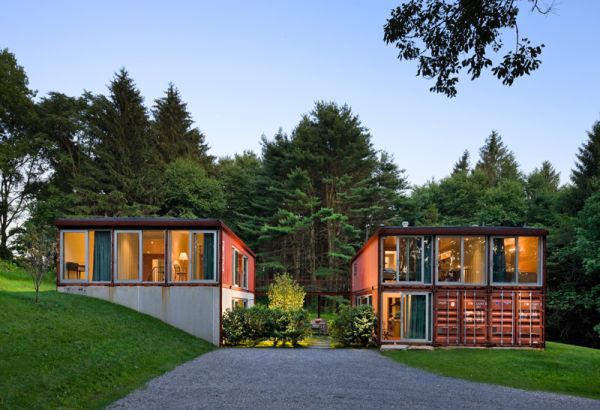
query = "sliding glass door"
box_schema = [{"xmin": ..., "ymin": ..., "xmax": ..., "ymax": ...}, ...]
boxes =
[{"xmin": 382, "ymin": 292, "xmax": 431, "ymax": 342}]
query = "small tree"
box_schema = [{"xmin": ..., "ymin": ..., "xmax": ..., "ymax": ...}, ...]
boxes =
[
  {"xmin": 267, "ymin": 273, "xmax": 305, "ymax": 312},
  {"xmin": 20, "ymin": 224, "xmax": 56, "ymax": 303}
]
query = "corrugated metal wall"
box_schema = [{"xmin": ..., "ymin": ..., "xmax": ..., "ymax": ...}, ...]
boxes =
[{"xmin": 434, "ymin": 289, "xmax": 543, "ymax": 347}]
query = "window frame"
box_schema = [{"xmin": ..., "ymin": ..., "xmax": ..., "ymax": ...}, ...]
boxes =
[
  {"xmin": 490, "ymin": 236, "xmax": 543, "ymax": 286},
  {"xmin": 168, "ymin": 230, "xmax": 218, "ymax": 284},
  {"xmin": 356, "ymin": 295, "xmax": 372, "ymax": 306},
  {"xmin": 435, "ymin": 236, "xmax": 487, "ymax": 286},
  {"xmin": 60, "ymin": 229, "xmax": 89, "ymax": 283},
  {"xmin": 232, "ymin": 247, "xmax": 248, "ymax": 289},
  {"xmin": 381, "ymin": 291, "xmax": 432, "ymax": 343},
  {"xmin": 380, "ymin": 235, "xmax": 429, "ymax": 285},
  {"xmin": 114, "ymin": 230, "xmax": 143, "ymax": 283},
  {"xmin": 232, "ymin": 298, "xmax": 248, "ymax": 310}
]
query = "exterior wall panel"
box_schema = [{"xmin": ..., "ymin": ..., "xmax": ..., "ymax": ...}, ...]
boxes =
[
  {"xmin": 352, "ymin": 235, "xmax": 379, "ymax": 295},
  {"xmin": 221, "ymin": 229, "xmax": 255, "ymax": 292}
]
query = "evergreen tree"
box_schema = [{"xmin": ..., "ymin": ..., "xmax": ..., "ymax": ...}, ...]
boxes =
[
  {"xmin": 476, "ymin": 131, "xmax": 520, "ymax": 187},
  {"xmin": 525, "ymin": 161, "xmax": 560, "ymax": 226},
  {"xmin": 570, "ymin": 120, "xmax": 600, "ymax": 212},
  {"xmin": 72, "ymin": 69, "xmax": 160, "ymax": 215},
  {"xmin": 152, "ymin": 83, "xmax": 214, "ymax": 170},
  {"xmin": 217, "ymin": 151, "xmax": 265, "ymax": 249},
  {"xmin": 452, "ymin": 150, "xmax": 470, "ymax": 174}
]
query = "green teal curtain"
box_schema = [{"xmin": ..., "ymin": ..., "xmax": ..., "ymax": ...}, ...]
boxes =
[
  {"xmin": 407, "ymin": 295, "xmax": 426, "ymax": 339},
  {"xmin": 92, "ymin": 231, "xmax": 111, "ymax": 281},
  {"xmin": 492, "ymin": 238, "xmax": 506, "ymax": 282},
  {"xmin": 203, "ymin": 233, "xmax": 215, "ymax": 280},
  {"xmin": 423, "ymin": 236, "xmax": 432, "ymax": 284}
]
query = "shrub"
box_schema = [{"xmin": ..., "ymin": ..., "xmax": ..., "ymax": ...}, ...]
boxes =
[
  {"xmin": 245, "ymin": 305, "xmax": 272, "ymax": 345},
  {"xmin": 222, "ymin": 305, "xmax": 311, "ymax": 347},
  {"xmin": 330, "ymin": 304, "xmax": 377, "ymax": 347},
  {"xmin": 282, "ymin": 309, "xmax": 311, "ymax": 346},
  {"xmin": 267, "ymin": 273, "xmax": 306, "ymax": 312},
  {"xmin": 222, "ymin": 307, "xmax": 248, "ymax": 346}
]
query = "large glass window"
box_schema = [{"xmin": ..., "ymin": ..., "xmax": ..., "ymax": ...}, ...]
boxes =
[
  {"xmin": 437, "ymin": 237, "xmax": 461, "ymax": 282},
  {"xmin": 115, "ymin": 231, "xmax": 140, "ymax": 281},
  {"xmin": 170, "ymin": 231, "xmax": 217, "ymax": 282},
  {"xmin": 493, "ymin": 237, "xmax": 540, "ymax": 284},
  {"xmin": 382, "ymin": 292, "xmax": 431, "ymax": 341},
  {"xmin": 142, "ymin": 231, "xmax": 165, "ymax": 282},
  {"xmin": 62, "ymin": 231, "xmax": 87, "ymax": 281},
  {"xmin": 464, "ymin": 236, "xmax": 486, "ymax": 283},
  {"xmin": 382, "ymin": 236, "xmax": 430, "ymax": 283},
  {"xmin": 171, "ymin": 230, "xmax": 190, "ymax": 282},
  {"xmin": 437, "ymin": 236, "xmax": 486, "ymax": 284},
  {"xmin": 233, "ymin": 248, "xmax": 248, "ymax": 288},
  {"xmin": 192, "ymin": 232, "xmax": 216, "ymax": 281}
]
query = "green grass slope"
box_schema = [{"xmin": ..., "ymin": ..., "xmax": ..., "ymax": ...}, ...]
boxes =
[
  {"xmin": 0, "ymin": 261, "xmax": 214, "ymax": 409},
  {"xmin": 383, "ymin": 342, "xmax": 600, "ymax": 399}
]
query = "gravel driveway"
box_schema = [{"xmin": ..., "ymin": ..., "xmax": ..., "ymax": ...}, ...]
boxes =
[{"xmin": 110, "ymin": 349, "xmax": 599, "ymax": 409}]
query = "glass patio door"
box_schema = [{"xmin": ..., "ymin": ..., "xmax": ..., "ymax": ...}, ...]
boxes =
[{"xmin": 383, "ymin": 292, "xmax": 431, "ymax": 342}]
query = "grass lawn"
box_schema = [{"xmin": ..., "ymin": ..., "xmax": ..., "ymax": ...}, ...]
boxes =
[
  {"xmin": 383, "ymin": 342, "xmax": 600, "ymax": 400},
  {"xmin": 0, "ymin": 261, "xmax": 214, "ymax": 409}
]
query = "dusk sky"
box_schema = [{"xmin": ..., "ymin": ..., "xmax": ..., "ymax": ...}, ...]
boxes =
[{"xmin": 2, "ymin": 1, "xmax": 599, "ymax": 185}]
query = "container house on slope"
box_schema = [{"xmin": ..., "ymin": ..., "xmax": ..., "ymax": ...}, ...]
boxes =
[
  {"xmin": 55, "ymin": 217, "xmax": 255, "ymax": 346},
  {"xmin": 351, "ymin": 226, "xmax": 547, "ymax": 348}
]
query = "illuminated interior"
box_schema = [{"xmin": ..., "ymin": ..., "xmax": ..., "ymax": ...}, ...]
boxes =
[
  {"xmin": 192, "ymin": 232, "xmax": 215, "ymax": 281},
  {"xmin": 437, "ymin": 236, "xmax": 485, "ymax": 283},
  {"xmin": 171, "ymin": 231, "xmax": 190, "ymax": 282},
  {"xmin": 463, "ymin": 236, "xmax": 485, "ymax": 283},
  {"xmin": 382, "ymin": 292, "xmax": 430, "ymax": 341},
  {"xmin": 437, "ymin": 237, "xmax": 461, "ymax": 282},
  {"xmin": 63, "ymin": 231, "xmax": 86, "ymax": 280},
  {"xmin": 493, "ymin": 236, "xmax": 539, "ymax": 283},
  {"xmin": 382, "ymin": 236, "xmax": 423, "ymax": 282},
  {"xmin": 142, "ymin": 231, "xmax": 165, "ymax": 282},
  {"xmin": 518, "ymin": 237, "xmax": 539, "ymax": 283},
  {"xmin": 116, "ymin": 232, "xmax": 140, "ymax": 281}
]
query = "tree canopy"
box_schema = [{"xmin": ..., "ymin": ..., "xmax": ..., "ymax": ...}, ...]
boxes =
[{"xmin": 384, "ymin": 0, "xmax": 550, "ymax": 97}]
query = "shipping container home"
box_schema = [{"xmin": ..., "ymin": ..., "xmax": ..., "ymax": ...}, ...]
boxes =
[
  {"xmin": 55, "ymin": 218, "xmax": 255, "ymax": 346},
  {"xmin": 351, "ymin": 226, "xmax": 547, "ymax": 348}
]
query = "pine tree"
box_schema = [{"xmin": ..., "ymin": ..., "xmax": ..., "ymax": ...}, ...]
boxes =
[
  {"xmin": 73, "ymin": 69, "xmax": 160, "ymax": 215},
  {"xmin": 152, "ymin": 83, "xmax": 214, "ymax": 170},
  {"xmin": 525, "ymin": 161, "xmax": 560, "ymax": 226},
  {"xmin": 570, "ymin": 120, "xmax": 600, "ymax": 212},
  {"xmin": 476, "ymin": 131, "xmax": 520, "ymax": 187},
  {"xmin": 452, "ymin": 150, "xmax": 470, "ymax": 174}
]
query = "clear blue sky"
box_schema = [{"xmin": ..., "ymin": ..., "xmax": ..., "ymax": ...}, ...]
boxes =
[{"xmin": 2, "ymin": 1, "xmax": 599, "ymax": 185}]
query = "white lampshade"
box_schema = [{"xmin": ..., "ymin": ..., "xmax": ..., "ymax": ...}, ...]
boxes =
[{"xmin": 179, "ymin": 252, "xmax": 188, "ymax": 261}]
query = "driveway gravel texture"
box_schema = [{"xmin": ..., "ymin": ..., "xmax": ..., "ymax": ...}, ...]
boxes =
[{"xmin": 109, "ymin": 348, "xmax": 600, "ymax": 410}]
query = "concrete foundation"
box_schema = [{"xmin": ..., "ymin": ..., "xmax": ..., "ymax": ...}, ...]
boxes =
[{"xmin": 59, "ymin": 285, "xmax": 221, "ymax": 345}]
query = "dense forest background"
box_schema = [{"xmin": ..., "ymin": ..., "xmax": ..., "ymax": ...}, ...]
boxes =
[{"xmin": 1, "ymin": 48, "xmax": 598, "ymax": 347}]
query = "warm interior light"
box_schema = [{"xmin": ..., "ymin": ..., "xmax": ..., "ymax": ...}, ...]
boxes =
[{"xmin": 179, "ymin": 252, "xmax": 188, "ymax": 261}]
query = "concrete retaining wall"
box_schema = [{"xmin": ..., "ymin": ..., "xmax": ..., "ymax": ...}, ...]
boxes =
[{"xmin": 59, "ymin": 286, "xmax": 221, "ymax": 345}]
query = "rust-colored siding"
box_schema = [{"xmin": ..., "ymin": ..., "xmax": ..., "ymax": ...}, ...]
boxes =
[{"xmin": 221, "ymin": 228, "xmax": 255, "ymax": 292}]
